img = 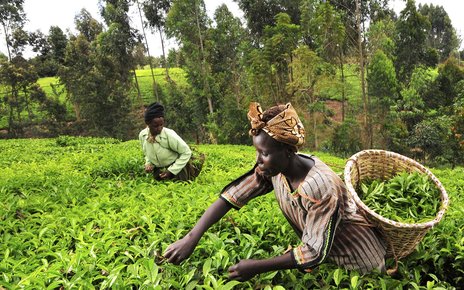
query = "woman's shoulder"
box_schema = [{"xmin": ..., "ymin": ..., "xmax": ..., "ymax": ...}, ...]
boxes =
[
  {"xmin": 139, "ymin": 127, "xmax": 149, "ymax": 138},
  {"xmin": 298, "ymin": 153, "xmax": 327, "ymax": 168},
  {"xmin": 161, "ymin": 127, "xmax": 177, "ymax": 136},
  {"xmin": 297, "ymin": 152, "xmax": 314, "ymax": 160},
  {"xmin": 298, "ymin": 153, "xmax": 339, "ymax": 182}
]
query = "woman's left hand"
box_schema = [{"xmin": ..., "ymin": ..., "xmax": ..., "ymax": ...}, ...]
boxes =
[{"xmin": 228, "ymin": 259, "xmax": 260, "ymax": 282}]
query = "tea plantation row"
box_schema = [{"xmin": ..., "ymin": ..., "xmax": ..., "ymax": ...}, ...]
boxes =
[{"xmin": 0, "ymin": 137, "xmax": 462, "ymax": 289}]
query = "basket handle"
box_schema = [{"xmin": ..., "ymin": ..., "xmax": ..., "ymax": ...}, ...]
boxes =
[{"xmin": 346, "ymin": 158, "xmax": 361, "ymax": 186}]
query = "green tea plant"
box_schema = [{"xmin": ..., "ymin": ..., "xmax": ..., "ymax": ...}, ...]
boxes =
[
  {"xmin": 359, "ymin": 172, "xmax": 441, "ymax": 223},
  {"xmin": 0, "ymin": 137, "xmax": 462, "ymax": 289}
]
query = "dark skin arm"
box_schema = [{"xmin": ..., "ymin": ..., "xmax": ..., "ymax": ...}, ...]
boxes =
[
  {"xmin": 228, "ymin": 251, "xmax": 296, "ymax": 282},
  {"xmin": 164, "ymin": 198, "xmax": 232, "ymax": 264},
  {"xmin": 164, "ymin": 198, "xmax": 298, "ymax": 282}
]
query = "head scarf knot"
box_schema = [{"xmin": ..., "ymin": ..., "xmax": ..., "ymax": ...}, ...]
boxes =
[{"xmin": 247, "ymin": 102, "xmax": 305, "ymax": 149}]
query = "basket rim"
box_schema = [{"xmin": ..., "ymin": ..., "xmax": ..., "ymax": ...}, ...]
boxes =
[{"xmin": 344, "ymin": 149, "xmax": 449, "ymax": 229}]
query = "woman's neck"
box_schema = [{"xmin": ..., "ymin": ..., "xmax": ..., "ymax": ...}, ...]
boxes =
[{"xmin": 283, "ymin": 154, "xmax": 314, "ymax": 190}]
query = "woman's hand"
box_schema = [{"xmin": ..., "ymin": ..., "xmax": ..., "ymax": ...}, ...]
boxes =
[
  {"xmin": 228, "ymin": 259, "xmax": 261, "ymax": 282},
  {"xmin": 228, "ymin": 252, "xmax": 295, "ymax": 282},
  {"xmin": 145, "ymin": 163, "xmax": 154, "ymax": 172},
  {"xmin": 163, "ymin": 234, "xmax": 198, "ymax": 265},
  {"xmin": 159, "ymin": 170, "xmax": 174, "ymax": 180}
]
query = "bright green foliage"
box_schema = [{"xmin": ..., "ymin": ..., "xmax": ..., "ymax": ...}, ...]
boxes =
[
  {"xmin": 367, "ymin": 49, "xmax": 399, "ymax": 148},
  {"xmin": 396, "ymin": 66, "xmax": 438, "ymax": 131},
  {"xmin": 367, "ymin": 50, "xmax": 398, "ymax": 104},
  {"xmin": 360, "ymin": 172, "xmax": 441, "ymax": 223},
  {"xmin": 135, "ymin": 67, "xmax": 188, "ymax": 103},
  {"xmin": 304, "ymin": 1, "xmax": 345, "ymax": 62},
  {"xmin": 0, "ymin": 138, "xmax": 462, "ymax": 288},
  {"xmin": 367, "ymin": 19, "xmax": 396, "ymax": 61},
  {"xmin": 288, "ymin": 45, "xmax": 333, "ymax": 150},
  {"xmin": 205, "ymin": 4, "xmax": 249, "ymax": 144}
]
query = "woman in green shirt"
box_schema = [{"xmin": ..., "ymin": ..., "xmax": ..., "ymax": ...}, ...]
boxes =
[{"xmin": 139, "ymin": 102, "xmax": 203, "ymax": 181}]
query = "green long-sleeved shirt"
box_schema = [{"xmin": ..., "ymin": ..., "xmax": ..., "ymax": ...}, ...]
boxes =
[{"xmin": 139, "ymin": 127, "xmax": 192, "ymax": 175}]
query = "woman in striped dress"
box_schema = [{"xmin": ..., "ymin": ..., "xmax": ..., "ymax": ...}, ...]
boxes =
[{"xmin": 163, "ymin": 102, "xmax": 386, "ymax": 281}]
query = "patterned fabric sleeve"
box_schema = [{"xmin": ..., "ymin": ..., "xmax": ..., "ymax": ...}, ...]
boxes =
[
  {"xmin": 220, "ymin": 166, "xmax": 274, "ymax": 209},
  {"xmin": 292, "ymin": 189, "xmax": 341, "ymax": 272}
]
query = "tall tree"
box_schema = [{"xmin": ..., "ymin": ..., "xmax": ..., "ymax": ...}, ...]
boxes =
[
  {"xmin": 330, "ymin": 0, "xmax": 393, "ymax": 53},
  {"xmin": 419, "ymin": 3, "xmax": 459, "ymax": 62},
  {"xmin": 302, "ymin": 1, "xmax": 346, "ymax": 120},
  {"xmin": 366, "ymin": 18, "xmax": 396, "ymax": 60},
  {"xmin": 397, "ymin": 66, "xmax": 437, "ymax": 132},
  {"xmin": 367, "ymin": 49, "xmax": 399, "ymax": 147},
  {"xmin": 59, "ymin": 9, "xmax": 102, "ymax": 122},
  {"xmin": 208, "ymin": 4, "xmax": 249, "ymax": 144},
  {"xmin": 0, "ymin": 0, "xmax": 25, "ymax": 61},
  {"xmin": 135, "ymin": 0, "xmax": 159, "ymax": 102},
  {"xmin": 0, "ymin": 56, "xmax": 43, "ymax": 136},
  {"xmin": 234, "ymin": 0, "xmax": 300, "ymax": 43},
  {"xmin": 142, "ymin": 0, "xmax": 172, "ymax": 81},
  {"xmin": 59, "ymin": 4, "xmax": 137, "ymax": 138},
  {"xmin": 287, "ymin": 45, "xmax": 332, "ymax": 150},
  {"xmin": 355, "ymin": 0, "xmax": 370, "ymax": 148},
  {"xmin": 75, "ymin": 8, "xmax": 104, "ymax": 42},
  {"xmin": 395, "ymin": 0, "xmax": 430, "ymax": 82},
  {"xmin": 166, "ymin": 0, "xmax": 213, "ymax": 142},
  {"xmin": 95, "ymin": 0, "xmax": 138, "ymax": 136},
  {"xmin": 249, "ymin": 12, "xmax": 300, "ymax": 104},
  {"xmin": 29, "ymin": 26, "xmax": 68, "ymax": 77},
  {"xmin": 48, "ymin": 26, "xmax": 68, "ymax": 66}
]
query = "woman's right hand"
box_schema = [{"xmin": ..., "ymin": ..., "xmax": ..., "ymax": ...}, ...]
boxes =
[
  {"xmin": 163, "ymin": 234, "xmax": 198, "ymax": 265},
  {"xmin": 145, "ymin": 163, "xmax": 154, "ymax": 172}
]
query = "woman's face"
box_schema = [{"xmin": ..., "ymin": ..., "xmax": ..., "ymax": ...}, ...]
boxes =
[
  {"xmin": 253, "ymin": 131, "xmax": 289, "ymax": 177},
  {"xmin": 147, "ymin": 117, "xmax": 164, "ymax": 136}
]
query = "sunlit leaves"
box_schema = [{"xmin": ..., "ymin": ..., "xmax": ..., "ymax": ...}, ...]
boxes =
[{"xmin": 0, "ymin": 137, "xmax": 462, "ymax": 288}]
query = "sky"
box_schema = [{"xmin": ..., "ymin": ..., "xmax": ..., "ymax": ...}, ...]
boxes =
[{"xmin": 0, "ymin": 0, "xmax": 463, "ymax": 59}]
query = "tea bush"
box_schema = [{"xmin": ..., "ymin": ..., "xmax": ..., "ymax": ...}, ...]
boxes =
[{"xmin": 0, "ymin": 137, "xmax": 462, "ymax": 289}]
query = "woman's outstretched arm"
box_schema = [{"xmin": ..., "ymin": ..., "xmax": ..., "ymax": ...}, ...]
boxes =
[
  {"xmin": 163, "ymin": 198, "xmax": 232, "ymax": 264},
  {"xmin": 228, "ymin": 252, "xmax": 296, "ymax": 282}
]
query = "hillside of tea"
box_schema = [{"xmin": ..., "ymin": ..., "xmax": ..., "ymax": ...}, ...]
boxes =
[{"xmin": 0, "ymin": 137, "xmax": 463, "ymax": 289}]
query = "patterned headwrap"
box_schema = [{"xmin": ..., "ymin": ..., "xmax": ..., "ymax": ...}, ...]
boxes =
[{"xmin": 247, "ymin": 102, "xmax": 305, "ymax": 149}]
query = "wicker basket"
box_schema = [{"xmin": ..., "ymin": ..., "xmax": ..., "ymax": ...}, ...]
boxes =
[{"xmin": 344, "ymin": 150, "xmax": 449, "ymax": 261}]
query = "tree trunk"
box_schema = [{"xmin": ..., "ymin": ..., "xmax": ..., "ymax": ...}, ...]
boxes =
[
  {"xmin": 194, "ymin": 1, "xmax": 213, "ymax": 114},
  {"xmin": 313, "ymin": 111, "xmax": 318, "ymax": 150},
  {"xmin": 356, "ymin": 0, "xmax": 370, "ymax": 148},
  {"xmin": 136, "ymin": 0, "xmax": 159, "ymax": 102},
  {"xmin": 73, "ymin": 103, "xmax": 81, "ymax": 121},
  {"xmin": 2, "ymin": 24, "xmax": 12, "ymax": 61},
  {"xmin": 133, "ymin": 69, "xmax": 143, "ymax": 104},
  {"xmin": 158, "ymin": 28, "xmax": 171, "ymax": 81},
  {"xmin": 339, "ymin": 48, "xmax": 346, "ymax": 122}
]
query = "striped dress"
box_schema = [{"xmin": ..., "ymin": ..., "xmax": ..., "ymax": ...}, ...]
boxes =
[{"xmin": 220, "ymin": 154, "xmax": 386, "ymax": 274}]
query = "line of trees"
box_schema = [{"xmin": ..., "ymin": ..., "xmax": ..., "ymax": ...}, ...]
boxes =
[{"xmin": 0, "ymin": 0, "xmax": 463, "ymax": 166}]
